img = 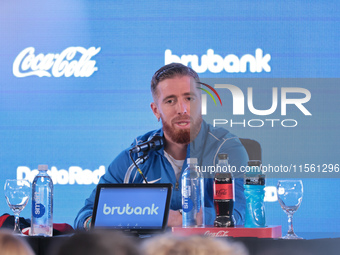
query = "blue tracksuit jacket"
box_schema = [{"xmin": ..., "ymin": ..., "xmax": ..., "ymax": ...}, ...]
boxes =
[{"xmin": 74, "ymin": 121, "xmax": 248, "ymax": 229}]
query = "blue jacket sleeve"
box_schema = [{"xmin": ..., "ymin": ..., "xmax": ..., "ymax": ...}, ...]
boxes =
[{"xmin": 74, "ymin": 149, "xmax": 131, "ymax": 229}]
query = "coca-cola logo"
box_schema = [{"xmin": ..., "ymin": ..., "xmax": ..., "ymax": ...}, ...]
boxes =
[
  {"xmin": 216, "ymin": 189, "xmax": 228, "ymax": 196},
  {"xmin": 13, "ymin": 47, "xmax": 101, "ymax": 78},
  {"xmin": 204, "ymin": 230, "xmax": 229, "ymax": 237}
]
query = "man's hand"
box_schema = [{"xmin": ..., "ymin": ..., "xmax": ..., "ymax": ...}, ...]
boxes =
[
  {"xmin": 167, "ymin": 210, "xmax": 182, "ymax": 227},
  {"xmin": 84, "ymin": 216, "xmax": 92, "ymax": 230}
]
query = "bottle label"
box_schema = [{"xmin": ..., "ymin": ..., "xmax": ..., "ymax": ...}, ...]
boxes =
[
  {"xmin": 214, "ymin": 183, "xmax": 233, "ymax": 200},
  {"xmin": 182, "ymin": 186, "xmax": 191, "ymax": 198},
  {"xmin": 182, "ymin": 197, "xmax": 194, "ymax": 213},
  {"xmin": 32, "ymin": 202, "xmax": 46, "ymax": 218}
]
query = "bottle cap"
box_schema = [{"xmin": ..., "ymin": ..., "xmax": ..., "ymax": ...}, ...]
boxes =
[
  {"xmin": 215, "ymin": 172, "xmax": 233, "ymax": 180},
  {"xmin": 38, "ymin": 165, "xmax": 48, "ymax": 171},
  {"xmin": 244, "ymin": 174, "xmax": 265, "ymax": 185},
  {"xmin": 218, "ymin": 154, "xmax": 228, "ymax": 160},
  {"xmin": 248, "ymin": 160, "xmax": 262, "ymax": 166},
  {"xmin": 187, "ymin": 158, "xmax": 197, "ymax": 164}
]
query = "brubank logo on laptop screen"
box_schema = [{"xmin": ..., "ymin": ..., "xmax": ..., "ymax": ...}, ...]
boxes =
[
  {"xmin": 102, "ymin": 203, "xmax": 159, "ymax": 215},
  {"xmin": 95, "ymin": 187, "xmax": 167, "ymax": 228}
]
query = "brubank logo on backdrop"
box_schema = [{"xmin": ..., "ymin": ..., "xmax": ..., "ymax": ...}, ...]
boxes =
[
  {"xmin": 13, "ymin": 47, "xmax": 101, "ymax": 78},
  {"xmin": 165, "ymin": 49, "xmax": 271, "ymax": 73}
]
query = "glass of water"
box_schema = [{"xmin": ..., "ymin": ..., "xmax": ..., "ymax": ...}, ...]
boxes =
[
  {"xmin": 277, "ymin": 180, "xmax": 303, "ymax": 239},
  {"xmin": 4, "ymin": 179, "xmax": 30, "ymax": 234}
]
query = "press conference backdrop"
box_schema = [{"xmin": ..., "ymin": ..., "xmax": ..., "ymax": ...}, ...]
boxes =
[{"xmin": 1, "ymin": 1, "xmax": 339, "ymax": 236}]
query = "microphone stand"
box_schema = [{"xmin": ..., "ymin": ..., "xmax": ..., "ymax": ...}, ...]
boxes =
[{"xmin": 124, "ymin": 153, "xmax": 149, "ymax": 184}]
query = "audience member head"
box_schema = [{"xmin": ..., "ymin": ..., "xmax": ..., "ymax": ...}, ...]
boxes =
[
  {"xmin": 141, "ymin": 233, "xmax": 249, "ymax": 255},
  {"xmin": 0, "ymin": 229, "xmax": 35, "ymax": 255},
  {"xmin": 54, "ymin": 230, "xmax": 140, "ymax": 255}
]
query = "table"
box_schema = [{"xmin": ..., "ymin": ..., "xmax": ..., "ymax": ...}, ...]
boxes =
[{"xmin": 22, "ymin": 233, "xmax": 340, "ymax": 255}]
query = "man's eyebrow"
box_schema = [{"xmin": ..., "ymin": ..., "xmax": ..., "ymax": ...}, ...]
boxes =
[
  {"xmin": 183, "ymin": 92, "xmax": 196, "ymax": 96},
  {"xmin": 162, "ymin": 92, "xmax": 196, "ymax": 102},
  {"xmin": 162, "ymin": 95, "xmax": 176, "ymax": 102}
]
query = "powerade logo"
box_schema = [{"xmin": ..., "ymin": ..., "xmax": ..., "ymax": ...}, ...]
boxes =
[
  {"xmin": 103, "ymin": 203, "xmax": 159, "ymax": 215},
  {"xmin": 165, "ymin": 49, "xmax": 271, "ymax": 73}
]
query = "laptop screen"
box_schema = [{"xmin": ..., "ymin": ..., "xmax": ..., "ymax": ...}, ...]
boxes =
[{"xmin": 92, "ymin": 183, "xmax": 172, "ymax": 234}]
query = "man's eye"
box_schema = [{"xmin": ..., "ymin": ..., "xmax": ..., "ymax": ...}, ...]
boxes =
[
  {"xmin": 187, "ymin": 97, "xmax": 194, "ymax": 101},
  {"xmin": 166, "ymin": 99, "xmax": 174, "ymax": 104}
]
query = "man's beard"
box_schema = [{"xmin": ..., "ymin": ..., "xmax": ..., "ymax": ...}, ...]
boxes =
[{"xmin": 162, "ymin": 115, "xmax": 202, "ymax": 144}]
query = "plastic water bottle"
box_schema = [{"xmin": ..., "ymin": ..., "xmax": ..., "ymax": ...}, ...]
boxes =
[
  {"xmin": 244, "ymin": 160, "xmax": 266, "ymax": 228},
  {"xmin": 214, "ymin": 154, "xmax": 235, "ymax": 227},
  {"xmin": 181, "ymin": 158, "xmax": 204, "ymax": 227},
  {"xmin": 31, "ymin": 165, "xmax": 53, "ymax": 236}
]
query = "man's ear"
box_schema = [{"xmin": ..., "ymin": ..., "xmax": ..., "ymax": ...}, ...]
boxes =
[{"xmin": 151, "ymin": 102, "xmax": 161, "ymax": 120}]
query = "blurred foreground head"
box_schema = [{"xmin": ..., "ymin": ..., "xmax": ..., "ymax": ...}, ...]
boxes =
[
  {"xmin": 142, "ymin": 233, "xmax": 249, "ymax": 255},
  {"xmin": 0, "ymin": 229, "xmax": 35, "ymax": 255},
  {"xmin": 54, "ymin": 230, "xmax": 140, "ymax": 255}
]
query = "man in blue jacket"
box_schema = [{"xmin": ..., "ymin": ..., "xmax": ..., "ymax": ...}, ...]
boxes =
[{"xmin": 75, "ymin": 63, "xmax": 248, "ymax": 229}]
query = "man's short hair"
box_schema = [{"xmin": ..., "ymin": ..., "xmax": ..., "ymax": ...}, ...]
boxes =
[{"xmin": 151, "ymin": 63, "xmax": 200, "ymax": 99}]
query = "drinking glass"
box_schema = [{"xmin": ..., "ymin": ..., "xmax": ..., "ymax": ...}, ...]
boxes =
[
  {"xmin": 277, "ymin": 180, "xmax": 303, "ymax": 239},
  {"xmin": 4, "ymin": 179, "xmax": 30, "ymax": 234}
]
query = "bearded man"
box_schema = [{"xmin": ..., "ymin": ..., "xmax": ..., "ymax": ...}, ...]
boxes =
[{"xmin": 75, "ymin": 63, "xmax": 248, "ymax": 229}]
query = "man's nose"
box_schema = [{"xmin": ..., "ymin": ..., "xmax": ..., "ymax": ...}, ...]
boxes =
[{"xmin": 176, "ymin": 99, "xmax": 188, "ymax": 115}]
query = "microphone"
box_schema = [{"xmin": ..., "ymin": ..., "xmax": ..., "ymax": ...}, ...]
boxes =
[{"xmin": 129, "ymin": 135, "xmax": 164, "ymax": 154}]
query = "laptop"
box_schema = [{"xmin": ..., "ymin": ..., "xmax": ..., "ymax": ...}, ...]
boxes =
[{"xmin": 91, "ymin": 183, "xmax": 173, "ymax": 235}]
